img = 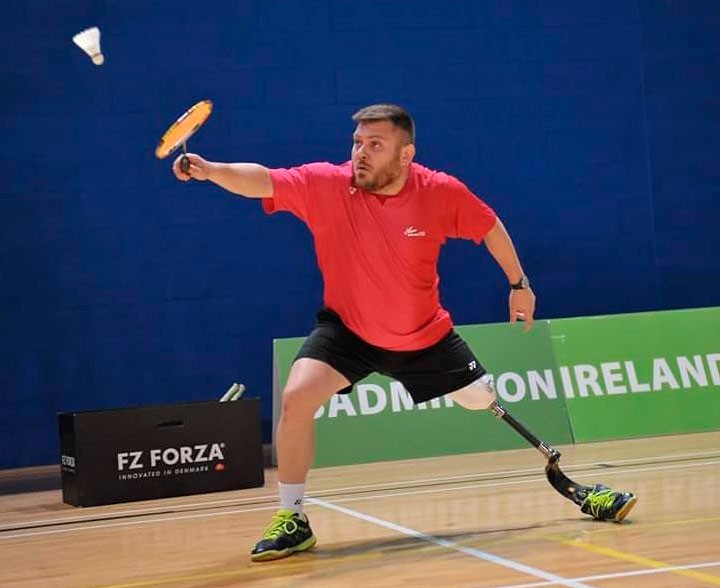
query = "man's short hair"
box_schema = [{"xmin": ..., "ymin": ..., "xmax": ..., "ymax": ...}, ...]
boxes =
[{"xmin": 352, "ymin": 104, "xmax": 415, "ymax": 144}]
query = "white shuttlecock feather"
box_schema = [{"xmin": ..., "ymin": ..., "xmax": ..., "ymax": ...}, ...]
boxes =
[{"xmin": 72, "ymin": 26, "xmax": 104, "ymax": 65}]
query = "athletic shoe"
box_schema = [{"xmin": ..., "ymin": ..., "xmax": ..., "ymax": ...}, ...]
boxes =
[
  {"xmin": 250, "ymin": 509, "xmax": 317, "ymax": 562},
  {"xmin": 580, "ymin": 484, "xmax": 638, "ymax": 522}
]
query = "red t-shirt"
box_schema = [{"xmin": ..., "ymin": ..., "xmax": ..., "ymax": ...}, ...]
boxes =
[{"xmin": 263, "ymin": 161, "xmax": 497, "ymax": 351}]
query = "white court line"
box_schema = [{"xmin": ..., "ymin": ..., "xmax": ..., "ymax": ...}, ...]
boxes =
[
  {"xmin": 0, "ymin": 495, "xmax": 275, "ymax": 530},
  {"xmin": 2, "ymin": 458, "xmax": 718, "ymax": 540},
  {"xmin": 308, "ymin": 497, "xmax": 596, "ymax": 588},
  {"xmin": 309, "ymin": 447, "xmax": 719, "ymax": 494},
  {"xmin": 0, "ymin": 503, "xmax": 279, "ymax": 540},
  {"xmin": 322, "ymin": 459, "xmax": 720, "ymax": 505},
  {"xmin": 3, "ymin": 449, "xmax": 718, "ymax": 531},
  {"xmin": 485, "ymin": 560, "xmax": 720, "ymax": 588},
  {"xmin": 0, "ymin": 464, "xmax": 549, "ymax": 530}
]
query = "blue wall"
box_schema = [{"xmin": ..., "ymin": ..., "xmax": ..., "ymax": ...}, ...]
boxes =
[{"xmin": 2, "ymin": 1, "xmax": 719, "ymax": 468}]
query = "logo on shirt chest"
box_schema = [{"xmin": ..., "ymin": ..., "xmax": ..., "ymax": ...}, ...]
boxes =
[{"xmin": 403, "ymin": 226, "xmax": 427, "ymax": 238}]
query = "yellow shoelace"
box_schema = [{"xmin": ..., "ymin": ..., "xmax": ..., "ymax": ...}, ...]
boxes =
[
  {"xmin": 585, "ymin": 489, "xmax": 616, "ymax": 518},
  {"xmin": 261, "ymin": 512, "xmax": 299, "ymax": 540}
]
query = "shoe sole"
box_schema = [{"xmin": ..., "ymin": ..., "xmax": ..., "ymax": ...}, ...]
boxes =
[
  {"xmin": 613, "ymin": 495, "xmax": 638, "ymax": 523},
  {"xmin": 250, "ymin": 535, "xmax": 317, "ymax": 562}
]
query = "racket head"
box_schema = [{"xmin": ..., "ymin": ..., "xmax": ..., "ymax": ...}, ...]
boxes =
[{"xmin": 155, "ymin": 100, "xmax": 213, "ymax": 159}]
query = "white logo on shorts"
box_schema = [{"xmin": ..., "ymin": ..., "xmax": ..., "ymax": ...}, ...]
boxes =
[{"xmin": 468, "ymin": 361, "xmax": 477, "ymax": 371}]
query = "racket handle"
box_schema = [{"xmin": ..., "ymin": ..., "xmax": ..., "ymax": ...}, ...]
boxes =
[{"xmin": 180, "ymin": 154, "xmax": 190, "ymax": 173}]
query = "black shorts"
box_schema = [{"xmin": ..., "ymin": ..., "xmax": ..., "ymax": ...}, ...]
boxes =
[{"xmin": 295, "ymin": 308, "xmax": 486, "ymax": 404}]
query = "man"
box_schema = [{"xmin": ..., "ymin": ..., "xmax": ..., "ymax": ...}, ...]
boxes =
[{"xmin": 174, "ymin": 104, "xmax": 560, "ymax": 561}]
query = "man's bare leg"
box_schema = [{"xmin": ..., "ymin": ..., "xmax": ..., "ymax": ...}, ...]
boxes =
[
  {"xmin": 251, "ymin": 358, "xmax": 349, "ymax": 562},
  {"xmin": 276, "ymin": 357, "xmax": 350, "ymax": 484}
]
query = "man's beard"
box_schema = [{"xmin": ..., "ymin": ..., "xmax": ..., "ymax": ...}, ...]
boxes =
[{"xmin": 354, "ymin": 154, "xmax": 403, "ymax": 192}]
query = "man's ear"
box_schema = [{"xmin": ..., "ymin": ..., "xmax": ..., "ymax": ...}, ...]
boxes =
[{"xmin": 401, "ymin": 143, "xmax": 416, "ymax": 166}]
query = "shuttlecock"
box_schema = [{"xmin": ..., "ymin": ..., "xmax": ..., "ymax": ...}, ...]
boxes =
[{"xmin": 72, "ymin": 26, "xmax": 104, "ymax": 65}]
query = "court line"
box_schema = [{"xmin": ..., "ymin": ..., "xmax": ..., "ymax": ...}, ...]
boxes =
[
  {"xmin": 0, "ymin": 503, "xmax": 279, "ymax": 540},
  {"xmin": 74, "ymin": 567, "xmax": 275, "ymax": 588},
  {"xmin": 2, "ymin": 458, "xmax": 718, "ymax": 540},
  {"xmin": 2, "ymin": 469, "xmax": 564, "ymax": 540},
  {"xmin": 0, "ymin": 464, "xmax": 570, "ymax": 530},
  {"xmin": 323, "ymin": 459, "xmax": 720, "ymax": 505},
  {"xmin": 308, "ymin": 497, "xmax": 597, "ymax": 588},
  {"xmin": 3, "ymin": 449, "xmax": 718, "ymax": 531},
  {"xmin": 579, "ymin": 514, "xmax": 720, "ymax": 535},
  {"xmin": 485, "ymin": 560, "xmax": 720, "ymax": 588},
  {"xmin": 548, "ymin": 535, "xmax": 720, "ymax": 586}
]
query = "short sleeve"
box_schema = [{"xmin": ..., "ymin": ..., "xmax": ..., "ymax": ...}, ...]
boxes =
[
  {"xmin": 443, "ymin": 174, "xmax": 497, "ymax": 243},
  {"xmin": 262, "ymin": 165, "xmax": 315, "ymax": 223}
]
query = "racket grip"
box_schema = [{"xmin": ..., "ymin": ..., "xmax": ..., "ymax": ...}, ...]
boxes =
[{"xmin": 180, "ymin": 154, "xmax": 190, "ymax": 173}]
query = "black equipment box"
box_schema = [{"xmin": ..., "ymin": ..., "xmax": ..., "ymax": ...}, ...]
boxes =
[{"xmin": 58, "ymin": 400, "xmax": 264, "ymax": 507}]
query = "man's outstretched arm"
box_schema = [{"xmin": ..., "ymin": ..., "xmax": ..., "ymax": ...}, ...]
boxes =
[{"xmin": 173, "ymin": 153, "xmax": 273, "ymax": 198}]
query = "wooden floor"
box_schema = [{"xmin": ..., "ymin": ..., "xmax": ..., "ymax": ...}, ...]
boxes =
[{"xmin": 1, "ymin": 432, "xmax": 719, "ymax": 588}]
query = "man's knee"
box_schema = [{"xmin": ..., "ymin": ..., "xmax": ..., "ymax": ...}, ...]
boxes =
[
  {"xmin": 281, "ymin": 384, "xmax": 315, "ymax": 418},
  {"xmin": 281, "ymin": 381, "xmax": 338, "ymax": 420},
  {"xmin": 449, "ymin": 374, "xmax": 496, "ymax": 410}
]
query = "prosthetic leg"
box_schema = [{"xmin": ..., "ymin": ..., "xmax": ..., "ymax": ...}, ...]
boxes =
[
  {"xmin": 451, "ymin": 376, "xmax": 637, "ymax": 522},
  {"xmin": 490, "ymin": 402, "xmax": 638, "ymax": 522}
]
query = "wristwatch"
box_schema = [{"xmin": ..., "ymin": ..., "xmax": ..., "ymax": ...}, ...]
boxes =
[{"xmin": 510, "ymin": 275, "xmax": 530, "ymax": 290}]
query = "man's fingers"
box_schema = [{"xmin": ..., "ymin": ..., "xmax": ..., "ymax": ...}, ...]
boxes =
[
  {"xmin": 174, "ymin": 165, "xmax": 190, "ymax": 181},
  {"xmin": 523, "ymin": 313, "xmax": 534, "ymax": 332},
  {"xmin": 511, "ymin": 308, "xmax": 535, "ymax": 332},
  {"xmin": 172, "ymin": 162, "xmax": 205, "ymax": 182},
  {"xmin": 172, "ymin": 153, "xmax": 205, "ymax": 181}
]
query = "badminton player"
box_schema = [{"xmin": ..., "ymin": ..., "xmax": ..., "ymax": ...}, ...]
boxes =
[{"xmin": 173, "ymin": 104, "xmax": 633, "ymax": 561}]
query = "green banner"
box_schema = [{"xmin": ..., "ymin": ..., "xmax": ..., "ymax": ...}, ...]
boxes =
[
  {"xmin": 272, "ymin": 307, "xmax": 720, "ymax": 466},
  {"xmin": 547, "ymin": 307, "xmax": 720, "ymax": 441},
  {"xmin": 272, "ymin": 322, "xmax": 574, "ymax": 467}
]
